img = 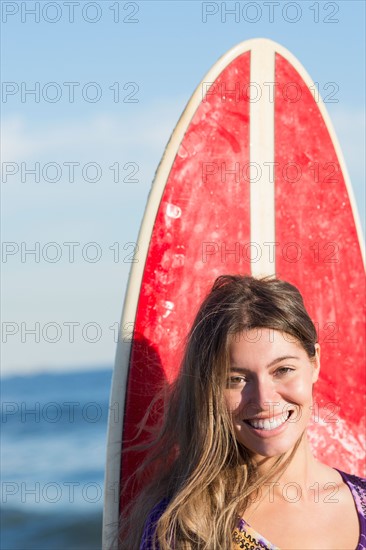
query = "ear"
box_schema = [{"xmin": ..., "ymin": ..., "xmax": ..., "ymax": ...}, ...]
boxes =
[{"xmin": 311, "ymin": 343, "xmax": 321, "ymax": 383}]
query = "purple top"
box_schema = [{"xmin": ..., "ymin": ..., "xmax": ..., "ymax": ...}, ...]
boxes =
[
  {"xmin": 139, "ymin": 470, "xmax": 366, "ymax": 549},
  {"xmin": 337, "ymin": 470, "xmax": 366, "ymax": 550}
]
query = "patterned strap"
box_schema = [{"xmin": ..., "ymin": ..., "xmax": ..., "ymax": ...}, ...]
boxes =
[{"xmin": 232, "ymin": 518, "xmax": 279, "ymax": 550}]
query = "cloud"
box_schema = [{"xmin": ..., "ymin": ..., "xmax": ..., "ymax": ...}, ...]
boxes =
[
  {"xmin": 1, "ymin": 98, "xmax": 186, "ymax": 162},
  {"xmin": 1, "ymin": 100, "xmax": 187, "ymax": 376}
]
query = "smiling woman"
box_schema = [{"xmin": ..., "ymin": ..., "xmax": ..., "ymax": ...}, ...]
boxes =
[
  {"xmin": 226, "ymin": 328, "xmax": 320, "ymax": 459},
  {"xmin": 120, "ymin": 275, "xmax": 366, "ymax": 550}
]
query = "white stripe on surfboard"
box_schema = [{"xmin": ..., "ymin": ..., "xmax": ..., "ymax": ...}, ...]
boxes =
[{"xmin": 250, "ymin": 43, "xmax": 276, "ymax": 278}]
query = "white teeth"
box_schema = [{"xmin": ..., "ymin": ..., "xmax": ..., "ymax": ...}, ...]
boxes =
[{"xmin": 245, "ymin": 412, "xmax": 290, "ymax": 430}]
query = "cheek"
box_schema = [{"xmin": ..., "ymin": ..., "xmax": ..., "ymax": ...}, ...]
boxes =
[
  {"xmin": 284, "ymin": 376, "xmax": 314, "ymax": 404},
  {"xmin": 223, "ymin": 390, "xmax": 243, "ymax": 415}
]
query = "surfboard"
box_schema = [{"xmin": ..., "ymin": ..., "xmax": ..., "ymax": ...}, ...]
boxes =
[{"xmin": 103, "ymin": 38, "xmax": 365, "ymax": 548}]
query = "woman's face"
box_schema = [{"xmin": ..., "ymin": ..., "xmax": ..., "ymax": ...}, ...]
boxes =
[{"xmin": 224, "ymin": 328, "xmax": 320, "ymax": 459}]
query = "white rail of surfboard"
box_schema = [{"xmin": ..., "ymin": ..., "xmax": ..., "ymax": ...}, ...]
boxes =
[{"xmin": 102, "ymin": 38, "xmax": 365, "ymax": 549}]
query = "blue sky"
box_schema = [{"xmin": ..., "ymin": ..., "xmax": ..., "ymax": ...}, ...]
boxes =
[{"xmin": 1, "ymin": 0, "xmax": 365, "ymax": 376}]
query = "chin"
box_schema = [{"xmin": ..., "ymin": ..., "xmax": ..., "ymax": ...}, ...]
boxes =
[
  {"xmin": 249, "ymin": 443, "xmax": 295, "ymax": 459},
  {"xmin": 236, "ymin": 430, "xmax": 306, "ymax": 460}
]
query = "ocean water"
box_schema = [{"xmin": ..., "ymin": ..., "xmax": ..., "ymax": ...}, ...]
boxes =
[{"xmin": 1, "ymin": 368, "xmax": 113, "ymax": 549}]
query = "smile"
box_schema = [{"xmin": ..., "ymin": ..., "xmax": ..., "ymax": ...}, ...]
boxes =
[{"xmin": 244, "ymin": 411, "xmax": 292, "ymax": 431}]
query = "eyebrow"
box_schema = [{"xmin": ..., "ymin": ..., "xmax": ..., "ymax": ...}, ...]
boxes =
[{"xmin": 230, "ymin": 356, "xmax": 300, "ymax": 372}]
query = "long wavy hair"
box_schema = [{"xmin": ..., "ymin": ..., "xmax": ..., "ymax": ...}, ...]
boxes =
[{"xmin": 119, "ymin": 274, "xmax": 318, "ymax": 549}]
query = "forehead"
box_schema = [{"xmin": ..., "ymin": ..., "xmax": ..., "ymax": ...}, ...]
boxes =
[{"xmin": 229, "ymin": 328, "xmax": 305, "ymax": 366}]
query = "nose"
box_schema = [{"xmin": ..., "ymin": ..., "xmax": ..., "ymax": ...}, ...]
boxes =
[{"xmin": 243, "ymin": 375, "xmax": 280, "ymax": 417}]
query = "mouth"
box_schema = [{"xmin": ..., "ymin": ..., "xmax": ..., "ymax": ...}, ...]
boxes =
[{"xmin": 243, "ymin": 410, "xmax": 293, "ymax": 431}]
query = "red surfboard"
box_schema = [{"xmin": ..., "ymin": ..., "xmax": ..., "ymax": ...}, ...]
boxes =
[{"xmin": 103, "ymin": 39, "xmax": 365, "ymax": 547}]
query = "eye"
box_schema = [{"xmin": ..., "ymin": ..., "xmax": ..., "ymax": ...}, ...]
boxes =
[
  {"xmin": 227, "ymin": 375, "xmax": 246, "ymax": 388},
  {"xmin": 275, "ymin": 366, "xmax": 295, "ymax": 377}
]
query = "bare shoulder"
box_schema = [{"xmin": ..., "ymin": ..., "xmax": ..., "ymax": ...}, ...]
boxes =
[
  {"xmin": 321, "ymin": 464, "xmax": 366, "ymax": 500},
  {"xmin": 314, "ymin": 463, "xmax": 365, "ymax": 520},
  {"xmin": 243, "ymin": 464, "xmax": 365, "ymax": 550},
  {"xmin": 304, "ymin": 464, "xmax": 366, "ymax": 549},
  {"xmin": 333, "ymin": 467, "xmax": 366, "ymax": 516}
]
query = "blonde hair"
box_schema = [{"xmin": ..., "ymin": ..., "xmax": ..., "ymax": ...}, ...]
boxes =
[{"xmin": 119, "ymin": 275, "xmax": 317, "ymax": 549}]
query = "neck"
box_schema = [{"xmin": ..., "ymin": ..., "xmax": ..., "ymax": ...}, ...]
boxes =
[{"xmin": 253, "ymin": 433, "xmax": 319, "ymax": 490}]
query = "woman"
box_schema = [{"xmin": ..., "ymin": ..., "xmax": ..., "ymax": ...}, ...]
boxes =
[{"xmin": 120, "ymin": 275, "xmax": 366, "ymax": 550}]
